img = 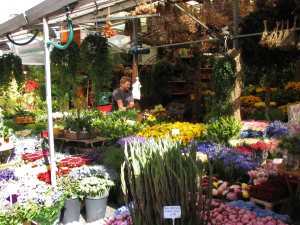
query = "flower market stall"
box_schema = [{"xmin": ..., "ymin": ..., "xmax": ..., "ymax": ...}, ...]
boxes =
[{"xmin": 0, "ymin": 0, "xmax": 300, "ymax": 225}]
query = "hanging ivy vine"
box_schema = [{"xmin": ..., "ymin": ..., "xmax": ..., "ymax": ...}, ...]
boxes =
[
  {"xmin": 211, "ymin": 55, "xmax": 237, "ymax": 116},
  {"xmin": 50, "ymin": 41, "xmax": 80, "ymax": 101},
  {"xmin": 80, "ymin": 32, "xmax": 113, "ymax": 103},
  {"xmin": 0, "ymin": 53, "xmax": 24, "ymax": 88}
]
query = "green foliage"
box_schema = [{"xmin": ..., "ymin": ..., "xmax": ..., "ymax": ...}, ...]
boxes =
[
  {"xmin": 121, "ymin": 139, "xmax": 212, "ymax": 225},
  {"xmin": 80, "ymin": 33, "xmax": 114, "ymax": 100},
  {"xmin": 51, "ymin": 41, "xmax": 81, "ymax": 105},
  {"xmin": 0, "ymin": 205, "xmax": 27, "ymax": 225},
  {"xmin": 24, "ymin": 122, "xmax": 47, "ymax": 135},
  {"xmin": 278, "ymin": 134, "xmax": 300, "ymax": 154},
  {"xmin": 64, "ymin": 110, "xmax": 101, "ymax": 134},
  {"xmin": 103, "ymin": 146, "xmax": 125, "ymax": 172},
  {"xmin": 205, "ymin": 116, "xmax": 242, "ymax": 146},
  {"xmin": 26, "ymin": 198, "xmax": 65, "ymax": 225},
  {"xmin": 267, "ymin": 108, "xmax": 287, "ymax": 122},
  {"xmin": 0, "ymin": 53, "xmax": 24, "ymax": 88},
  {"xmin": 109, "ymin": 109, "xmax": 139, "ymax": 121},
  {"xmin": 57, "ymin": 176, "xmax": 81, "ymax": 199},
  {"xmin": 211, "ymin": 55, "xmax": 237, "ymax": 117}
]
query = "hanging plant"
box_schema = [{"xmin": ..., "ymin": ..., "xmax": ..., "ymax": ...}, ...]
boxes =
[
  {"xmin": 51, "ymin": 41, "xmax": 80, "ymax": 106},
  {"xmin": 0, "ymin": 53, "xmax": 23, "ymax": 88},
  {"xmin": 80, "ymin": 32, "xmax": 113, "ymax": 104},
  {"xmin": 211, "ymin": 54, "xmax": 237, "ymax": 116}
]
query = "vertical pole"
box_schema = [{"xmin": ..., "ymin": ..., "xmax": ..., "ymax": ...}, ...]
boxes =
[
  {"xmin": 43, "ymin": 17, "xmax": 57, "ymax": 187},
  {"xmin": 132, "ymin": 18, "xmax": 139, "ymax": 82},
  {"xmin": 233, "ymin": 0, "xmax": 240, "ymax": 49}
]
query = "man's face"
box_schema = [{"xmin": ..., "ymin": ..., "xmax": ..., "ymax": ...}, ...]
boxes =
[{"xmin": 121, "ymin": 81, "xmax": 131, "ymax": 90}]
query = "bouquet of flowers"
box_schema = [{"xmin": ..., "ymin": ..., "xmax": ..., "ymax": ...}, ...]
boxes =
[{"xmin": 78, "ymin": 176, "xmax": 114, "ymax": 198}]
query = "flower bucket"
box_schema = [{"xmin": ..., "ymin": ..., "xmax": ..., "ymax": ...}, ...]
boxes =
[
  {"xmin": 61, "ymin": 198, "xmax": 81, "ymax": 224},
  {"xmin": 97, "ymin": 104, "xmax": 112, "ymax": 114},
  {"xmin": 85, "ymin": 195, "xmax": 108, "ymax": 223}
]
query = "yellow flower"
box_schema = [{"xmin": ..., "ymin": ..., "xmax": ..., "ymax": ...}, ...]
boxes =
[
  {"xmin": 284, "ymin": 82, "xmax": 300, "ymax": 92},
  {"xmin": 242, "ymin": 190, "xmax": 249, "ymax": 199},
  {"xmin": 213, "ymin": 182, "xmax": 219, "ymax": 188},
  {"xmin": 240, "ymin": 95, "xmax": 262, "ymax": 107},
  {"xmin": 241, "ymin": 183, "xmax": 248, "ymax": 189},
  {"xmin": 255, "ymin": 87, "xmax": 265, "ymax": 93}
]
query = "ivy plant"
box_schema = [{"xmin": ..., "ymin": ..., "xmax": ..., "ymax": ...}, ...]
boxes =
[
  {"xmin": 80, "ymin": 33, "xmax": 113, "ymax": 104},
  {"xmin": 211, "ymin": 55, "xmax": 237, "ymax": 117}
]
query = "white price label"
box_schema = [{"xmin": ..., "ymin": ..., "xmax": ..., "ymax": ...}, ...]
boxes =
[
  {"xmin": 171, "ymin": 129, "xmax": 180, "ymax": 135},
  {"xmin": 126, "ymin": 120, "xmax": 135, "ymax": 126},
  {"xmin": 163, "ymin": 206, "xmax": 181, "ymax": 219},
  {"xmin": 273, "ymin": 158, "xmax": 283, "ymax": 164}
]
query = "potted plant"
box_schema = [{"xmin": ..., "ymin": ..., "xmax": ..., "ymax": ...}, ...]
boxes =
[
  {"xmin": 78, "ymin": 176, "xmax": 114, "ymax": 223},
  {"xmin": 63, "ymin": 110, "xmax": 96, "ymax": 140},
  {"xmin": 278, "ymin": 134, "xmax": 300, "ymax": 170},
  {"xmin": 58, "ymin": 176, "xmax": 82, "ymax": 225}
]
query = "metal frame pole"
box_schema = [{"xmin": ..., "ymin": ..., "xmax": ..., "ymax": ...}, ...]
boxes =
[{"xmin": 43, "ymin": 17, "xmax": 57, "ymax": 187}]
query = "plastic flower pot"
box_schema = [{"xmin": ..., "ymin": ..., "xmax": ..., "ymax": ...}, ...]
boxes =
[
  {"xmin": 85, "ymin": 194, "xmax": 108, "ymax": 223},
  {"xmin": 97, "ymin": 104, "xmax": 112, "ymax": 114},
  {"xmin": 61, "ymin": 198, "xmax": 81, "ymax": 224}
]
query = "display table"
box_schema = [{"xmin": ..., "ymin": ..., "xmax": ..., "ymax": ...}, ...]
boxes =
[
  {"xmin": 0, "ymin": 143, "xmax": 14, "ymax": 163},
  {"xmin": 277, "ymin": 163, "xmax": 300, "ymax": 215},
  {"xmin": 55, "ymin": 136, "xmax": 112, "ymax": 153}
]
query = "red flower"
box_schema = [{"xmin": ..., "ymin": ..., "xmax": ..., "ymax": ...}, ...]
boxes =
[
  {"xmin": 42, "ymin": 130, "xmax": 48, "ymax": 139},
  {"xmin": 234, "ymin": 146, "xmax": 252, "ymax": 154},
  {"xmin": 249, "ymin": 141, "xmax": 268, "ymax": 151},
  {"xmin": 25, "ymin": 80, "xmax": 39, "ymax": 92}
]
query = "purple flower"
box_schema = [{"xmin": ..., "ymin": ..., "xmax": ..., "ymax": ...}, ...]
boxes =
[
  {"xmin": 0, "ymin": 168, "xmax": 16, "ymax": 181},
  {"xmin": 117, "ymin": 136, "xmax": 147, "ymax": 148},
  {"xmin": 265, "ymin": 121, "xmax": 288, "ymax": 138}
]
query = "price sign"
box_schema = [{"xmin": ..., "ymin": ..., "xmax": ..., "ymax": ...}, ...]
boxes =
[
  {"xmin": 163, "ymin": 206, "xmax": 181, "ymax": 219},
  {"xmin": 171, "ymin": 129, "xmax": 180, "ymax": 135},
  {"xmin": 273, "ymin": 158, "xmax": 283, "ymax": 164}
]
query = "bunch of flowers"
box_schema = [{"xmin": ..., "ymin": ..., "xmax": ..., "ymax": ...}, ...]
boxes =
[
  {"xmin": 104, "ymin": 213, "xmax": 132, "ymax": 225},
  {"xmin": 278, "ymin": 101, "xmax": 300, "ymax": 114},
  {"xmin": 59, "ymin": 156, "xmax": 90, "ymax": 168},
  {"xmin": 249, "ymin": 139, "xmax": 278, "ymax": 152},
  {"xmin": 284, "ymin": 81, "xmax": 300, "ymax": 92},
  {"xmin": 241, "ymin": 120, "xmax": 268, "ymax": 131},
  {"xmin": 234, "ymin": 145, "xmax": 252, "ymax": 154},
  {"xmin": 249, "ymin": 176, "xmax": 289, "ymax": 203},
  {"xmin": 202, "ymin": 176, "xmax": 250, "ymax": 201},
  {"xmin": 194, "ymin": 142, "xmax": 260, "ymax": 181},
  {"xmin": 117, "ymin": 136, "xmax": 147, "ymax": 148},
  {"xmin": 78, "ymin": 176, "xmax": 114, "ymax": 198},
  {"xmin": 240, "ymin": 95, "xmax": 262, "ymax": 107},
  {"xmin": 209, "ymin": 201, "xmax": 288, "ymax": 224},
  {"xmin": 227, "ymin": 200, "xmax": 289, "ymax": 222},
  {"xmin": 265, "ymin": 121, "xmax": 288, "ymax": 138},
  {"xmin": 248, "ymin": 162, "xmax": 279, "ymax": 185},
  {"xmin": 254, "ymin": 101, "xmax": 277, "ymax": 108},
  {"xmin": 255, "ymin": 87, "xmax": 278, "ymax": 93},
  {"xmin": 137, "ymin": 122, "xmax": 206, "ymax": 146},
  {"xmin": 22, "ymin": 151, "xmax": 50, "ymax": 162},
  {"xmin": 68, "ymin": 165, "xmax": 117, "ymax": 181},
  {"xmin": 240, "ymin": 130, "xmax": 264, "ymax": 138},
  {"xmin": 37, "ymin": 166, "xmax": 69, "ymax": 183},
  {"xmin": 202, "ymin": 90, "xmax": 215, "ymax": 96},
  {"xmin": 0, "ymin": 168, "xmax": 16, "ymax": 181}
]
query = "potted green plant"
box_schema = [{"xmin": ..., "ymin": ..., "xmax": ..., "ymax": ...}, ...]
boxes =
[
  {"xmin": 58, "ymin": 176, "xmax": 82, "ymax": 224},
  {"xmin": 278, "ymin": 134, "xmax": 300, "ymax": 170},
  {"xmin": 63, "ymin": 110, "xmax": 96, "ymax": 140},
  {"xmin": 78, "ymin": 176, "xmax": 114, "ymax": 223}
]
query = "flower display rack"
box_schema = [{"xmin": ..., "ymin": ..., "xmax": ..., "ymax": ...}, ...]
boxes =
[{"xmin": 250, "ymin": 196, "xmax": 289, "ymax": 211}]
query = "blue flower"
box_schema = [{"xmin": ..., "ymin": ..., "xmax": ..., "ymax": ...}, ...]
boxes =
[
  {"xmin": 117, "ymin": 136, "xmax": 147, "ymax": 148},
  {"xmin": 265, "ymin": 121, "xmax": 288, "ymax": 138}
]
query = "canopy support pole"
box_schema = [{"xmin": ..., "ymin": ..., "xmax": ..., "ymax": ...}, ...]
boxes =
[{"xmin": 43, "ymin": 17, "xmax": 57, "ymax": 187}]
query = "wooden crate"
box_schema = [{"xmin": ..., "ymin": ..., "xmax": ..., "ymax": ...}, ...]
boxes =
[{"xmin": 63, "ymin": 131, "xmax": 95, "ymax": 140}]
